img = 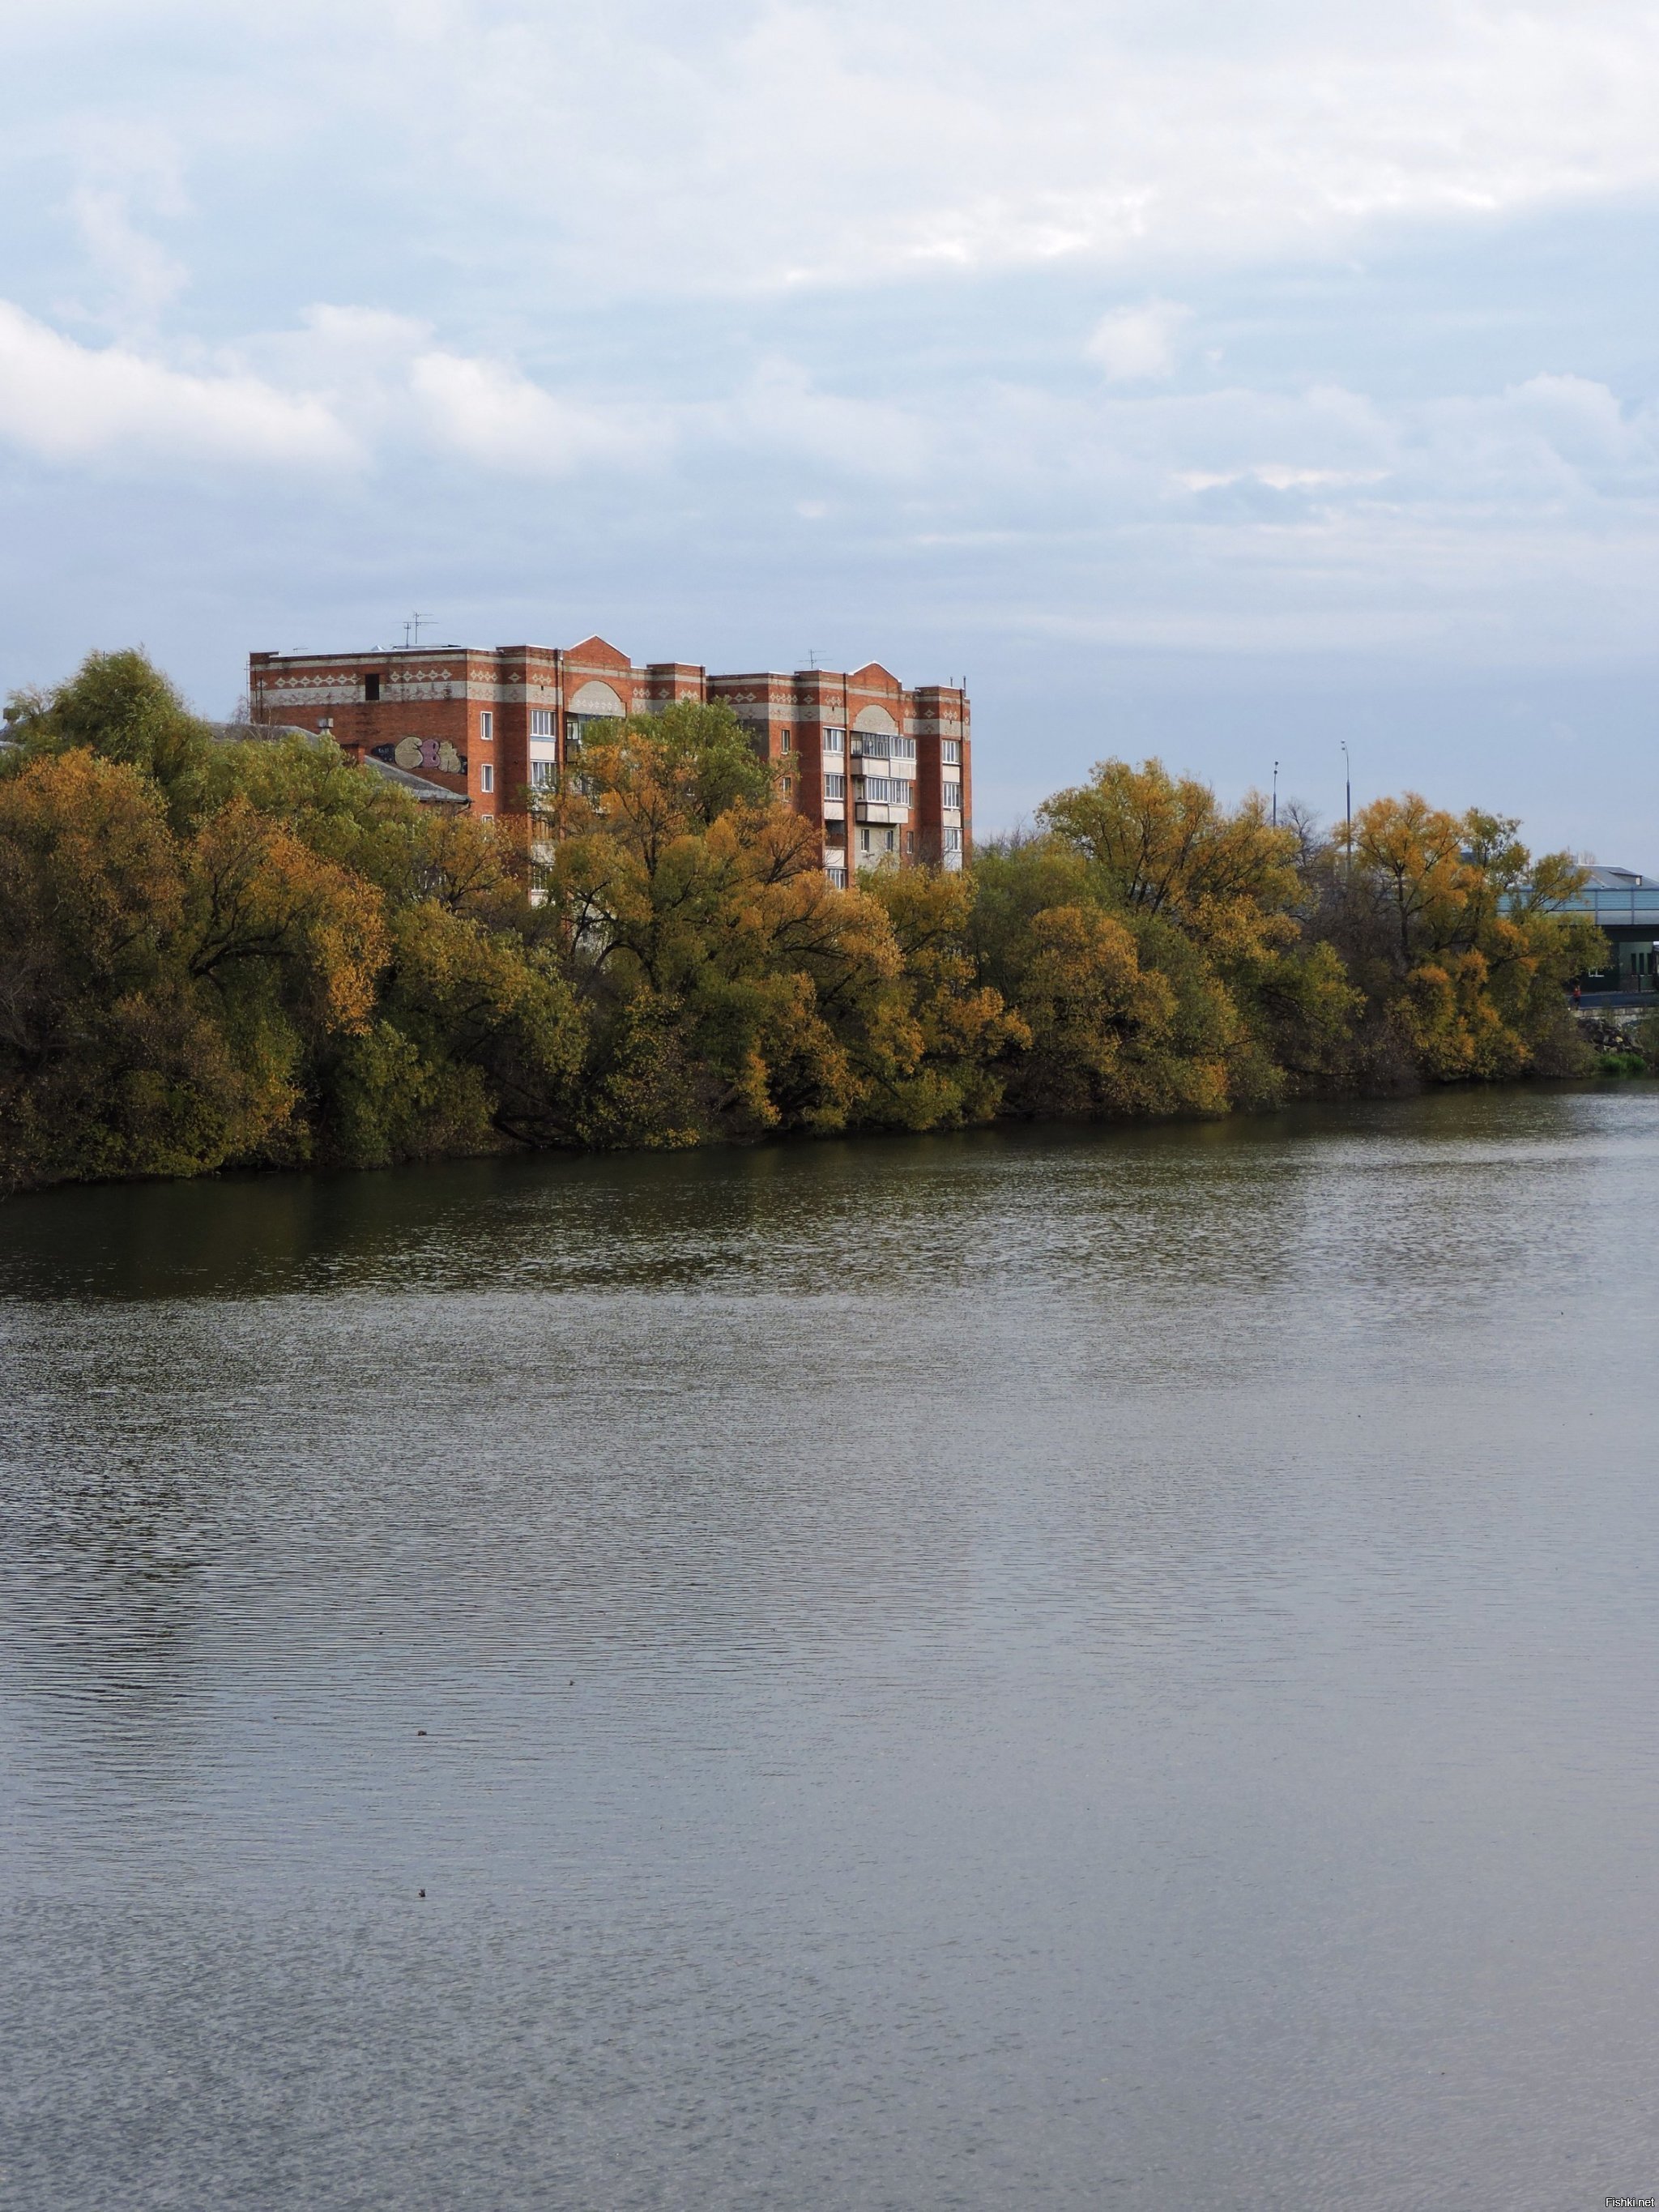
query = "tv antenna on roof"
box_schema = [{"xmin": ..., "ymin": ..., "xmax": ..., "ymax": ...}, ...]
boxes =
[
  {"xmin": 403, "ymin": 611, "xmax": 430, "ymax": 648},
  {"xmin": 806, "ymin": 648, "xmax": 817, "ymax": 668}
]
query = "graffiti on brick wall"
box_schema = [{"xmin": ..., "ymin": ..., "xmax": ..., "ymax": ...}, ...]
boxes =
[{"xmin": 372, "ymin": 738, "xmax": 466, "ymax": 775}]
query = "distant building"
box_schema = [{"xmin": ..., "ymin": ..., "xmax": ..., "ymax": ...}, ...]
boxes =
[
  {"xmin": 247, "ymin": 637, "xmax": 971, "ymax": 881},
  {"xmin": 1554, "ymin": 866, "xmax": 1659, "ymax": 993}
]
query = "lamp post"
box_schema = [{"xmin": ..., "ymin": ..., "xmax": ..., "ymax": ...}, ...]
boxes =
[
  {"xmin": 1272, "ymin": 759, "xmax": 1279, "ymax": 830},
  {"xmin": 1341, "ymin": 741, "xmax": 1352, "ymax": 864}
]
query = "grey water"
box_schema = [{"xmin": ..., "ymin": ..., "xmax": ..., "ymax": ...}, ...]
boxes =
[{"xmin": 2, "ymin": 1091, "xmax": 1657, "ymax": 2211}]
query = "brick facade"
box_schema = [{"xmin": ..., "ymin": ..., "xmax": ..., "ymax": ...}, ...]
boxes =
[{"xmin": 249, "ymin": 637, "xmax": 971, "ymax": 873}]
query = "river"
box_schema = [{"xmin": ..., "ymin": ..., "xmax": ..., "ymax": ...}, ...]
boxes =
[{"xmin": 2, "ymin": 1089, "xmax": 1657, "ymax": 2210}]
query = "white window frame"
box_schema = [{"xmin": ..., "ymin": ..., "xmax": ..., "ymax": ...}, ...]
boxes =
[
  {"xmin": 530, "ymin": 708, "xmax": 553, "ymax": 738},
  {"xmin": 944, "ymin": 826, "xmax": 962, "ymax": 852},
  {"xmin": 480, "ymin": 762, "xmax": 494, "ymax": 793},
  {"xmin": 480, "ymin": 710, "xmax": 494, "ymax": 741},
  {"xmin": 942, "ymin": 739, "xmax": 961, "ymax": 765},
  {"xmin": 822, "ymin": 728, "xmax": 845, "ymax": 754},
  {"xmin": 943, "ymin": 782, "xmax": 962, "ymax": 809},
  {"xmin": 823, "ymin": 772, "xmax": 846, "ymax": 799}
]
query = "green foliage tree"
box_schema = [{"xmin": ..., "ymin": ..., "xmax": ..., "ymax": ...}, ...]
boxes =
[{"xmin": 3, "ymin": 647, "xmax": 214, "ymax": 829}]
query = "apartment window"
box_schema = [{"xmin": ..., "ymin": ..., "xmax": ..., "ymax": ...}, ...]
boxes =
[
  {"xmin": 480, "ymin": 763, "xmax": 494, "ymax": 793},
  {"xmin": 893, "ymin": 736, "xmax": 916, "ymax": 760},
  {"xmin": 851, "ymin": 735, "xmax": 890, "ymax": 762},
  {"xmin": 944, "ymin": 826, "xmax": 962, "ymax": 852},
  {"xmin": 860, "ymin": 776, "xmax": 908, "ymax": 805},
  {"xmin": 859, "ymin": 828, "xmax": 872, "ymax": 852},
  {"xmin": 531, "ymin": 709, "xmax": 553, "ymax": 737},
  {"xmin": 480, "ymin": 710, "xmax": 493, "ymax": 741},
  {"xmin": 943, "ymin": 782, "xmax": 962, "ymax": 809},
  {"xmin": 942, "ymin": 739, "xmax": 961, "ymax": 765},
  {"xmin": 823, "ymin": 772, "xmax": 846, "ymax": 800},
  {"xmin": 531, "ymin": 759, "xmax": 557, "ymax": 789},
  {"xmin": 825, "ymin": 865, "xmax": 847, "ymax": 889},
  {"xmin": 823, "ymin": 728, "xmax": 845, "ymax": 754},
  {"xmin": 364, "ymin": 673, "xmax": 381, "ymax": 702},
  {"xmin": 904, "ymin": 830, "xmax": 915, "ymax": 855}
]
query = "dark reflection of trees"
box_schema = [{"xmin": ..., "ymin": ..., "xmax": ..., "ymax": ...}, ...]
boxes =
[
  {"xmin": 0, "ymin": 1084, "xmax": 1591, "ymax": 1305},
  {"xmin": 0, "ymin": 1117, "xmax": 1287, "ymax": 1308}
]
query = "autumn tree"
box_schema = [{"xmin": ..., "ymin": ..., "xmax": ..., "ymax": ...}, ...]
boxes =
[
  {"xmin": 540, "ymin": 703, "xmax": 946, "ymax": 1142},
  {"xmin": 859, "ymin": 867, "xmax": 1028, "ymax": 1127},
  {"xmin": 0, "ymin": 651, "xmax": 1612, "ymax": 1189},
  {"xmin": 3, "ymin": 647, "xmax": 214, "ymax": 829},
  {"xmin": 1304, "ymin": 792, "xmax": 1600, "ymax": 1083},
  {"xmin": 1039, "ymin": 758, "xmax": 1300, "ymax": 967},
  {"xmin": 0, "ymin": 750, "xmax": 383, "ymax": 1187}
]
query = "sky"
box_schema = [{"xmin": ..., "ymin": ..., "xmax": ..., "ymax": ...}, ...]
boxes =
[{"xmin": 3, "ymin": 0, "xmax": 1659, "ymax": 854}]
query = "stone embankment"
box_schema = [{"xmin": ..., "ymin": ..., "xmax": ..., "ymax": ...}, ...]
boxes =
[
  {"xmin": 1573, "ymin": 1007, "xmax": 1654, "ymax": 1066},
  {"xmin": 1576, "ymin": 1010, "xmax": 1642, "ymax": 1050}
]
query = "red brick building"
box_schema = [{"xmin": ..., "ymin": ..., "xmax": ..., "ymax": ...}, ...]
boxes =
[{"xmin": 248, "ymin": 637, "xmax": 970, "ymax": 881}]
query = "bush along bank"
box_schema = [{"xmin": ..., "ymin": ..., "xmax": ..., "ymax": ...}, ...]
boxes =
[{"xmin": 0, "ymin": 651, "xmax": 1615, "ymax": 1194}]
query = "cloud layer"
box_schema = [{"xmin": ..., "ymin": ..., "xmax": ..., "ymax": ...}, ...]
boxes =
[
  {"xmin": 2, "ymin": 1, "xmax": 1659, "ymax": 851},
  {"xmin": 10, "ymin": 1, "xmax": 1659, "ymax": 303}
]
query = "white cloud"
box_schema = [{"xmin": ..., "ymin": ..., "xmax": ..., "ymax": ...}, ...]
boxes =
[
  {"xmin": 69, "ymin": 186, "xmax": 189, "ymax": 327},
  {"xmin": 409, "ymin": 350, "xmax": 672, "ymax": 475},
  {"xmin": 1087, "ymin": 301, "xmax": 1192, "ymax": 382},
  {"xmin": 1175, "ymin": 466, "xmax": 1388, "ymax": 492},
  {"xmin": 0, "ymin": 300, "xmax": 356, "ymax": 467},
  {"xmin": 727, "ymin": 357, "xmax": 929, "ymax": 478},
  {"xmin": 11, "ymin": 2, "xmax": 1659, "ymax": 300},
  {"xmin": 423, "ymin": 0, "xmax": 1659, "ymax": 293}
]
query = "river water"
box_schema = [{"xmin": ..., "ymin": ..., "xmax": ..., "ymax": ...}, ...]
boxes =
[{"xmin": 2, "ymin": 1090, "xmax": 1657, "ymax": 2210}]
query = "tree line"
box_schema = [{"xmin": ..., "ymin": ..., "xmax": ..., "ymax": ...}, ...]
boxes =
[{"xmin": 0, "ymin": 650, "xmax": 1613, "ymax": 1194}]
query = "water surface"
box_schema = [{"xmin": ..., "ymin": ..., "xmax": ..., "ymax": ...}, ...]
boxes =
[{"xmin": 3, "ymin": 1092, "xmax": 1657, "ymax": 2209}]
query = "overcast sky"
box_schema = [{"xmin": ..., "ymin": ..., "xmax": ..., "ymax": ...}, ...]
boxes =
[{"xmin": 3, "ymin": 0, "xmax": 1659, "ymax": 852}]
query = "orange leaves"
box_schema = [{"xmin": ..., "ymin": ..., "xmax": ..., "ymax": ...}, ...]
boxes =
[
  {"xmin": 186, "ymin": 794, "xmax": 388, "ymax": 1036},
  {"xmin": 0, "ymin": 749, "xmax": 182, "ymax": 1002},
  {"xmin": 1339, "ymin": 796, "xmax": 1596, "ymax": 1081},
  {"xmin": 1401, "ymin": 953, "xmax": 1525, "ymax": 1083},
  {"xmin": 1353, "ymin": 793, "xmax": 1473, "ymax": 966},
  {"xmin": 1040, "ymin": 757, "xmax": 1300, "ymax": 967},
  {"xmin": 1011, "ymin": 902, "xmax": 1218, "ymax": 1117},
  {"xmin": 0, "ymin": 754, "xmax": 313, "ymax": 1186}
]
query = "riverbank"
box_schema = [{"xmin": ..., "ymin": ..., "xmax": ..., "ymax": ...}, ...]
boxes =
[{"xmin": 0, "ymin": 650, "xmax": 1612, "ymax": 1195}]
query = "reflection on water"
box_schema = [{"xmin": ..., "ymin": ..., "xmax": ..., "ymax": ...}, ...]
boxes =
[{"xmin": 3, "ymin": 1091, "xmax": 1658, "ymax": 2210}]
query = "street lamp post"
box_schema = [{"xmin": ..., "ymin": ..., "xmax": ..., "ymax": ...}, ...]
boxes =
[{"xmin": 1341, "ymin": 741, "xmax": 1352, "ymax": 863}]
